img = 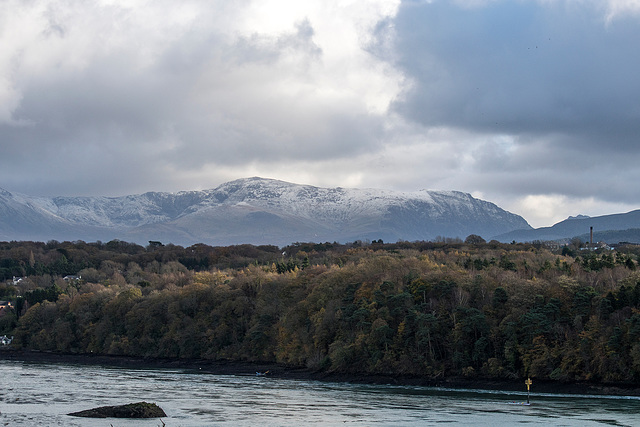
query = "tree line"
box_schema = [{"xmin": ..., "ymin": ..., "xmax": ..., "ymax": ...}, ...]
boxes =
[{"xmin": 2, "ymin": 238, "xmax": 640, "ymax": 383}]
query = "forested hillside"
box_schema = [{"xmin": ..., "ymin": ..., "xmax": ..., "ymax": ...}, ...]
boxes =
[{"xmin": 2, "ymin": 238, "xmax": 640, "ymax": 384}]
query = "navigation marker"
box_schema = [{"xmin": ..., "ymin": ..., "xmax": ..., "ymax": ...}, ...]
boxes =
[{"xmin": 525, "ymin": 377, "xmax": 532, "ymax": 404}]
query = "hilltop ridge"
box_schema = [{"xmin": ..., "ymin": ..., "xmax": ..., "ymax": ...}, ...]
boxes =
[{"xmin": 0, "ymin": 177, "xmax": 530, "ymax": 246}]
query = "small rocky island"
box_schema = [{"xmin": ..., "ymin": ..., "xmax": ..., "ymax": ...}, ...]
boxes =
[{"xmin": 68, "ymin": 401, "xmax": 166, "ymax": 418}]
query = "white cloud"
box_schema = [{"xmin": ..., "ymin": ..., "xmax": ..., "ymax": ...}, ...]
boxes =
[
  {"xmin": 606, "ymin": 0, "xmax": 640, "ymax": 23},
  {"xmin": 0, "ymin": 0, "xmax": 403, "ymax": 195},
  {"xmin": 237, "ymin": 0, "xmax": 402, "ymax": 114}
]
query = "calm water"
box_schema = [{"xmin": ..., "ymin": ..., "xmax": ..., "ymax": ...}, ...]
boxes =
[{"xmin": 1, "ymin": 360, "xmax": 639, "ymax": 426}]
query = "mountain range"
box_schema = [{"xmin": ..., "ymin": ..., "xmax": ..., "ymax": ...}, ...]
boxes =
[
  {"xmin": 0, "ymin": 177, "xmax": 531, "ymax": 247},
  {"xmin": 2, "ymin": 177, "xmax": 638, "ymax": 247},
  {"xmin": 494, "ymin": 210, "xmax": 640, "ymax": 244}
]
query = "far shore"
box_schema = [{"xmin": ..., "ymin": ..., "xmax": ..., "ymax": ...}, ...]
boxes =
[{"xmin": 2, "ymin": 348, "xmax": 640, "ymax": 397}]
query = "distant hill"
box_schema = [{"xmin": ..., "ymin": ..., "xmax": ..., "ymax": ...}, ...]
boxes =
[
  {"xmin": 575, "ymin": 229, "xmax": 640, "ymax": 245},
  {"xmin": 494, "ymin": 210, "xmax": 640, "ymax": 243},
  {"xmin": 0, "ymin": 177, "xmax": 530, "ymax": 246}
]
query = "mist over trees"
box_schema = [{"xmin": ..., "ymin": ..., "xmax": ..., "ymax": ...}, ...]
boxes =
[{"xmin": 3, "ymin": 238, "xmax": 640, "ymax": 383}]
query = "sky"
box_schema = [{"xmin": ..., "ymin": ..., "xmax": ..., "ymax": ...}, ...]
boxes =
[{"xmin": 1, "ymin": 0, "xmax": 640, "ymax": 228}]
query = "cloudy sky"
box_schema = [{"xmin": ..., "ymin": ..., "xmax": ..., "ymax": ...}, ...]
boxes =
[{"xmin": 1, "ymin": 0, "xmax": 640, "ymax": 228}]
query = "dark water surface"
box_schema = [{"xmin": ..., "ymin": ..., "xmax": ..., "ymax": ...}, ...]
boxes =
[{"xmin": 1, "ymin": 359, "xmax": 639, "ymax": 426}]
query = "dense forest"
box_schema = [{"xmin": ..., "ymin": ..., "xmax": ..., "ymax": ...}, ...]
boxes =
[{"xmin": 2, "ymin": 237, "xmax": 640, "ymax": 384}]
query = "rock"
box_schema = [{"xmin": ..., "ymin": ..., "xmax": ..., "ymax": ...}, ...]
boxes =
[{"xmin": 68, "ymin": 401, "xmax": 166, "ymax": 418}]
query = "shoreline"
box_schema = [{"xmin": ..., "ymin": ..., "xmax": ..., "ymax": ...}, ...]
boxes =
[{"xmin": 2, "ymin": 349, "xmax": 640, "ymax": 397}]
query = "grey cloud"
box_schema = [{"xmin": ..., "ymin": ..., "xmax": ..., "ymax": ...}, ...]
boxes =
[
  {"xmin": 388, "ymin": 1, "xmax": 640, "ymax": 148},
  {"xmin": 368, "ymin": 0, "xmax": 640, "ymax": 213},
  {"xmin": 463, "ymin": 133, "xmax": 640, "ymax": 203},
  {"xmin": 6, "ymin": 0, "xmax": 639, "ymax": 230},
  {"xmin": 232, "ymin": 19, "xmax": 322, "ymax": 65}
]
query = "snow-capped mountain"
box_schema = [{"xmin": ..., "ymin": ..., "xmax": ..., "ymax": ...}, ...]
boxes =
[{"xmin": 0, "ymin": 177, "xmax": 531, "ymax": 246}]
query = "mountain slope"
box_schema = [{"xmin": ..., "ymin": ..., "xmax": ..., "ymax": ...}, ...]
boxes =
[
  {"xmin": 0, "ymin": 188, "xmax": 99, "ymax": 240},
  {"xmin": 0, "ymin": 177, "xmax": 531, "ymax": 246},
  {"xmin": 494, "ymin": 210, "xmax": 640, "ymax": 243}
]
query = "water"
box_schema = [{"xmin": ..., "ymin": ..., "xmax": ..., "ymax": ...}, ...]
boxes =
[{"xmin": 1, "ymin": 359, "xmax": 639, "ymax": 426}]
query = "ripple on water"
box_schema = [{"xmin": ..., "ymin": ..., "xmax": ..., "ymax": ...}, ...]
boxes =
[{"xmin": 2, "ymin": 360, "xmax": 640, "ymax": 427}]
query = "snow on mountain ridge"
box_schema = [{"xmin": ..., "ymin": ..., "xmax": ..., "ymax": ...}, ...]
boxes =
[
  {"xmin": 0, "ymin": 178, "xmax": 531, "ymax": 246},
  {"xmin": 12, "ymin": 177, "xmax": 514, "ymax": 227},
  {"xmin": 209, "ymin": 177, "xmax": 447, "ymax": 222}
]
